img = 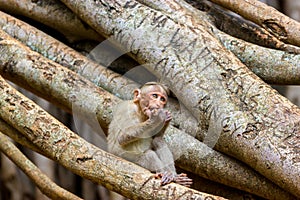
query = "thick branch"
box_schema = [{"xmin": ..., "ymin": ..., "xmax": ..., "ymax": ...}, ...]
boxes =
[
  {"xmin": 0, "ymin": 0, "xmax": 102, "ymax": 42},
  {"xmin": 137, "ymin": 1, "xmax": 300, "ymax": 85},
  {"xmin": 216, "ymin": 30, "xmax": 300, "ymax": 84},
  {"xmin": 207, "ymin": 0, "xmax": 300, "ymax": 46},
  {"xmin": 0, "ymin": 131, "xmax": 83, "ymax": 200},
  {"xmin": 0, "ymin": 118, "xmax": 42, "ymax": 154},
  {"xmin": 0, "ymin": 29, "xmax": 117, "ymax": 131},
  {"xmin": 194, "ymin": 1, "xmax": 300, "ymax": 54},
  {"xmin": 0, "ymin": 10, "xmax": 137, "ymax": 100},
  {"xmin": 165, "ymin": 127, "xmax": 295, "ymax": 200}
]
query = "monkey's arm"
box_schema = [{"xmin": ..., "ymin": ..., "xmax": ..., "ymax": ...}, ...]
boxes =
[
  {"xmin": 116, "ymin": 106, "xmax": 167, "ymax": 146},
  {"xmin": 118, "ymin": 118, "xmax": 164, "ymax": 146},
  {"xmin": 152, "ymin": 134, "xmax": 193, "ymax": 187}
]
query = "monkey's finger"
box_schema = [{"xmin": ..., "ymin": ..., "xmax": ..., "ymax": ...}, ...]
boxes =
[
  {"xmin": 174, "ymin": 174, "xmax": 193, "ymax": 187},
  {"xmin": 143, "ymin": 108, "xmax": 152, "ymax": 118},
  {"xmin": 161, "ymin": 176, "xmax": 172, "ymax": 185},
  {"xmin": 165, "ymin": 110, "xmax": 171, "ymax": 116},
  {"xmin": 175, "ymin": 178, "xmax": 193, "ymax": 184},
  {"xmin": 177, "ymin": 173, "xmax": 187, "ymax": 177},
  {"xmin": 161, "ymin": 172, "xmax": 174, "ymax": 185},
  {"xmin": 165, "ymin": 116, "xmax": 172, "ymax": 122},
  {"xmin": 175, "ymin": 179, "xmax": 193, "ymax": 187},
  {"xmin": 174, "ymin": 176, "xmax": 192, "ymax": 182},
  {"xmin": 181, "ymin": 182, "xmax": 193, "ymax": 187}
]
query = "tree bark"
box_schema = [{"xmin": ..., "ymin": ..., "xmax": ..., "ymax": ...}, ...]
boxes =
[
  {"xmin": 187, "ymin": 0, "xmax": 300, "ymax": 54},
  {"xmin": 208, "ymin": 0, "xmax": 300, "ymax": 46},
  {"xmin": 0, "ymin": 132, "xmax": 83, "ymax": 200},
  {"xmin": 0, "ymin": 0, "xmax": 102, "ymax": 42},
  {"xmin": 216, "ymin": 30, "xmax": 300, "ymax": 84}
]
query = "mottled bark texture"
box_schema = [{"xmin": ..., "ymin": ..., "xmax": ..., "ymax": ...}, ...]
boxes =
[
  {"xmin": 59, "ymin": 0, "xmax": 300, "ymax": 197},
  {"xmin": 0, "ymin": 0, "xmax": 102, "ymax": 42},
  {"xmin": 187, "ymin": 0, "xmax": 300, "ymax": 54},
  {"xmin": 0, "ymin": 132, "xmax": 83, "ymax": 200},
  {"xmin": 208, "ymin": 0, "xmax": 300, "ymax": 46},
  {"xmin": 0, "ymin": 10, "xmax": 138, "ymax": 100},
  {"xmin": 0, "ymin": 11, "xmax": 200, "ymax": 141},
  {"xmin": 216, "ymin": 30, "xmax": 300, "ymax": 84}
]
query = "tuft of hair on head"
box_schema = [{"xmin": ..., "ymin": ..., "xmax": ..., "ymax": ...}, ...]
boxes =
[{"xmin": 140, "ymin": 82, "xmax": 170, "ymax": 96}]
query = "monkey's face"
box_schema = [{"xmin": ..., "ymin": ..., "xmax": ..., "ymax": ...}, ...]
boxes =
[{"xmin": 138, "ymin": 86, "xmax": 168, "ymax": 117}]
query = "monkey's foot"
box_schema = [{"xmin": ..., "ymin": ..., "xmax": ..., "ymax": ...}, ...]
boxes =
[
  {"xmin": 154, "ymin": 172, "xmax": 192, "ymax": 187},
  {"xmin": 174, "ymin": 173, "xmax": 193, "ymax": 187},
  {"xmin": 154, "ymin": 172, "xmax": 175, "ymax": 186}
]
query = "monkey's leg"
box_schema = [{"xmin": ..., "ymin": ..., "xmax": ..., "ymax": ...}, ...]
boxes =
[
  {"xmin": 136, "ymin": 150, "xmax": 193, "ymax": 187},
  {"xmin": 135, "ymin": 150, "xmax": 176, "ymax": 185},
  {"xmin": 136, "ymin": 150, "xmax": 166, "ymax": 172},
  {"xmin": 152, "ymin": 137, "xmax": 193, "ymax": 187}
]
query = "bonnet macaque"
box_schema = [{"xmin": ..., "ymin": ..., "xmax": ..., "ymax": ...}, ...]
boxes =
[{"xmin": 108, "ymin": 82, "xmax": 192, "ymax": 187}]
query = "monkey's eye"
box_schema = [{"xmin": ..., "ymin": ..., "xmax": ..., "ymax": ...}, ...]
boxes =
[
  {"xmin": 152, "ymin": 94, "xmax": 158, "ymax": 98},
  {"xmin": 160, "ymin": 97, "xmax": 166, "ymax": 102}
]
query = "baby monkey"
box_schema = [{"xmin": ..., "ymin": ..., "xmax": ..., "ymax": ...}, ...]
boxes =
[{"xmin": 108, "ymin": 82, "xmax": 192, "ymax": 187}]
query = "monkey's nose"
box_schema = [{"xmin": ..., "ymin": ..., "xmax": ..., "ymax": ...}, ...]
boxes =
[
  {"xmin": 149, "ymin": 103, "xmax": 160, "ymax": 110},
  {"xmin": 149, "ymin": 106, "xmax": 159, "ymax": 110}
]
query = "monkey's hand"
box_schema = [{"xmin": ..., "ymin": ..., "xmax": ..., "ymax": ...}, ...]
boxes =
[
  {"xmin": 165, "ymin": 110, "xmax": 172, "ymax": 123},
  {"xmin": 148, "ymin": 108, "xmax": 168, "ymax": 124},
  {"xmin": 148, "ymin": 108, "xmax": 172, "ymax": 124},
  {"xmin": 143, "ymin": 107, "xmax": 152, "ymax": 119}
]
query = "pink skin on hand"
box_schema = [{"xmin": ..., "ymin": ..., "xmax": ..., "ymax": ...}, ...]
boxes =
[
  {"xmin": 143, "ymin": 107, "xmax": 172, "ymax": 124},
  {"xmin": 165, "ymin": 110, "xmax": 172, "ymax": 123},
  {"xmin": 143, "ymin": 107, "xmax": 152, "ymax": 118}
]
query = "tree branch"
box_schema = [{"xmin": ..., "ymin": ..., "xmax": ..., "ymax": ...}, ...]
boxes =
[
  {"xmin": 137, "ymin": 0, "xmax": 300, "ymax": 85},
  {"xmin": 216, "ymin": 30, "xmax": 300, "ymax": 85},
  {"xmin": 0, "ymin": 118, "xmax": 42, "ymax": 155},
  {"xmin": 207, "ymin": 0, "xmax": 300, "ymax": 46},
  {"xmin": 0, "ymin": 11, "xmax": 199, "ymax": 138},
  {"xmin": 191, "ymin": 0, "xmax": 300, "ymax": 53},
  {"xmin": 0, "ymin": 10, "xmax": 137, "ymax": 100},
  {"xmin": 0, "ymin": 0, "xmax": 102, "ymax": 42},
  {"xmin": 166, "ymin": 127, "xmax": 295, "ymax": 200},
  {"xmin": 0, "ymin": 131, "xmax": 83, "ymax": 200}
]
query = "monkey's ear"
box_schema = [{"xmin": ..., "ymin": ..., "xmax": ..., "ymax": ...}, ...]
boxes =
[{"xmin": 133, "ymin": 89, "xmax": 141, "ymax": 103}]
